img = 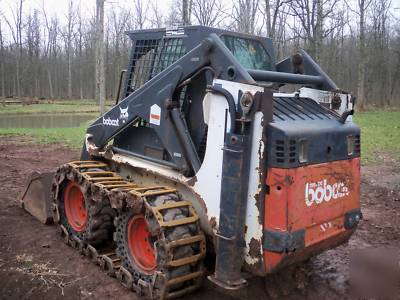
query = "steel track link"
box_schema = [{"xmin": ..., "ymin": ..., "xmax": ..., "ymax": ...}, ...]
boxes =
[{"xmin": 52, "ymin": 160, "xmax": 206, "ymax": 299}]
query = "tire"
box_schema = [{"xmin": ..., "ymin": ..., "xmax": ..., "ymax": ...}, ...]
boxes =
[
  {"xmin": 114, "ymin": 193, "xmax": 202, "ymax": 292},
  {"xmin": 56, "ymin": 178, "xmax": 115, "ymax": 247}
]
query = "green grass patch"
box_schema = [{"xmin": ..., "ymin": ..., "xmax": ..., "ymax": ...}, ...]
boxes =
[
  {"xmin": 0, "ymin": 125, "xmax": 87, "ymax": 149},
  {"xmin": 354, "ymin": 111, "xmax": 400, "ymax": 164},
  {"xmin": 0, "ymin": 99, "xmax": 113, "ymax": 115}
]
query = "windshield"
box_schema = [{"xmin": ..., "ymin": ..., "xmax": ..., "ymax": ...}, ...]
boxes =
[{"xmin": 221, "ymin": 35, "xmax": 272, "ymax": 71}]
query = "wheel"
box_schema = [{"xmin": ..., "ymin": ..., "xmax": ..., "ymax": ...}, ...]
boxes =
[
  {"xmin": 63, "ymin": 181, "xmax": 87, "ymax": 232},
  {"xmin": 126, "ymin": 214, "xmax": 157, "ymax": 274},
  {"xmin": 56, "ymin": 178, "xmax": 115, "ymax": 246},
  {"xmin": 114, "ymin": 193, "xmax": 205, "ymax": 297}
]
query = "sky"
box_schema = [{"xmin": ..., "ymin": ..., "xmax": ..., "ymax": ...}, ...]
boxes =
[
  {"xmin": 1, "ymin": 0, "xmax": 400, "ymax": 23},
  {"xmin": 0, "ymin": 0, "xmax": 399, "ymax": 42},
  {"xmin": 0, "ymin": 0, "xmax": 172, "ymax": 18},
  {"xmin": 0, "ymin": 0, "xmax": 174, "ymax": 41}
]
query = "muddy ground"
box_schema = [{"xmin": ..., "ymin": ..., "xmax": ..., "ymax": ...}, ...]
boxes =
[{"xmin": 0, "ymin": 137, "xmax": 399, "ymax": 300}]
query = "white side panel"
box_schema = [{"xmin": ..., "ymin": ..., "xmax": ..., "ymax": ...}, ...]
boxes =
[
  {"xmin": 194, "ymin": 79, "xmax": 265, "ymax": 228},
  {"xmin": 201, "ymin": 79, "xmax": 265, "ymax": 266},
  {"xmin": 192, "ymin": 93, "xmax": 229, "ymax": 222},
  {"xmin": 244, "ymin": 111, "xmax": 264, "ymax": 266}
]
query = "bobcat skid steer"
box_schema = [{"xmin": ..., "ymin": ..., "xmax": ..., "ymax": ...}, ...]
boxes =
[{"xmin": 20, "ymin": 26, "xmax": 361, "ymax": 299}]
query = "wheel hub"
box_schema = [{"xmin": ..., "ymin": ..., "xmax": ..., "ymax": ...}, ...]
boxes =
[
  {"xmin": 127, "ymin": 215, "xmax": 156, "ymax": 273},
  {"xmin": 64, "ymin": 181, "xmax": 87, "ymax": 232}
]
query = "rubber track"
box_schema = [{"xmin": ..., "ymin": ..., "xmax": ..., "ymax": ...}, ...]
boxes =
[{"xmin": 52, "ymin": 160, "xmax": 206, "ymax": 299}]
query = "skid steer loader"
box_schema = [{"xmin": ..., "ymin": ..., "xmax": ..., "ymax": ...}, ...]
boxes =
[{"xmin": 20, "ymin": 26, "xmax": 361, "ymax": 299}]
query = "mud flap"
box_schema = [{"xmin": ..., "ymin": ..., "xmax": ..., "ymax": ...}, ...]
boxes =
[{"xmin": 19, "ymin": 171, "xmax": 54, "ymax": 224}]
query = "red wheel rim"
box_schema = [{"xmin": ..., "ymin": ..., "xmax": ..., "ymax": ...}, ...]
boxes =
[
  {"xmin": 127, "ymin": 215, "xmax": 156, "ymax": 273},
  {"xmin": 64, "ymin": 181, "xmax": 87, "ymax": 232}
]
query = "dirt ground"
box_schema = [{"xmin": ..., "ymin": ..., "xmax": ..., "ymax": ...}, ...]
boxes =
[{"xmin": 1, "ymin": 137, "xmax": 399, "ymax": 300}]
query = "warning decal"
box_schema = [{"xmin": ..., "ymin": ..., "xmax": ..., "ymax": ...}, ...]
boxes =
[{"xmin": 150, "ymin": 104, "xmax": 161, "ymax": 125}]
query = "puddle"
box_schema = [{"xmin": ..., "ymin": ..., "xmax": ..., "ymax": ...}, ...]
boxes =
[{"xmin": 0, "ymin": 113, "xmax": 97, "ymax": 128}]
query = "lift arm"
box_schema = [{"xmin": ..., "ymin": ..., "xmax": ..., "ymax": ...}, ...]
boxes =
[{"xmin": 83, "ymin": 33, "xmax": 254, "ymax": 174}]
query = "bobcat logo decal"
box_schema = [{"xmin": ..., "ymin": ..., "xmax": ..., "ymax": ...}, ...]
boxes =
[
  {"xmin": 119, "ymin": 106, "xmax": 129, "ymax": 123},
  {"xmin": 305, "ymin": 179, "xmax": 350, "ymax": 207}
]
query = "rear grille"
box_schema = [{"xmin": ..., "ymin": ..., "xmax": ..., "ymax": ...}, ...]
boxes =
[
  {"xmin": 274, "ymin": 139, "xmax": 297, "ymax": 165},
  {"xmin": 275, "ymin": 140, "xmax": 285, "ymax": 163},
  {"xmin": 289, "ymin": 140, "xmax": 296, "ymax": 163},
  {"xmin": 354, "ymin": 134, "xmax": 361, "ymax": 155}
]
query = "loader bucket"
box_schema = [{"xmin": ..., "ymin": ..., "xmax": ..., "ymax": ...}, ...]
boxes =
[{"xmin": 19, "ymin": 171, "xmax": 54, "ymax": 224}]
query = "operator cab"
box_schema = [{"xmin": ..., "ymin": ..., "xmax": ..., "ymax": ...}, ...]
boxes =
[
  {"xmin": 113, "ymin": 26, "xmax": 278, "ymax": 165},
  {"xmin": 112, "ymin": 25, "xmax": 352, "ymax": 172}
]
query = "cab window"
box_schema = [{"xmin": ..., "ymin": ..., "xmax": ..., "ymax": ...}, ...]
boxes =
[{"xmin": 221, "ymin": 35, "xmax": 272, "ymax": 71}]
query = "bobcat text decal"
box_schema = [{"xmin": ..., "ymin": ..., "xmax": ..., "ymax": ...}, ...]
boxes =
[
  {"xmin": 103, "ymin": 116, "xmax": 119, "ymax": 127},
  {"xmin": 305, "ymin": 179, "xmax": 349, "ymax": 207}
]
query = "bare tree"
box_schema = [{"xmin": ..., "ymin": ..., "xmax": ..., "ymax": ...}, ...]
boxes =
[
  {"xmin": 354, "ymin": 0, "xmax": 372, "ymax": 109},
  {"xmin": 2, "ymin": 0, "xmax": 24, "ymax": 97},
  {"xmin": 77, "ymin": 1, "xmax": 84, "ymax": 99},
  {"xmin": 63, "ymin": 0, "xmax": 76, "ymax": 99},
  {"xmin": 133, "ymin": 0, "xmax": 149, "ymax": 29},
  {"xmin": 288, "ymin": 0, "xmax": 340, "ymax": 62},
  {"xmin": 0, "ymin": 20, "xmax": 5, "ymax": 98},
  {"xmin": 369, "ymin": 0, "xmax": 391, "ymax": 106},
  {"xmin": 262, "ymin": 0, "xmax": 290, "ymax": 40},
  {"xmin": 25, "ymin": 10, "xmax": 41, "ymax": 97},
  {"xmin": 232, "ymin": 0, "xmax": 259, "ymax": 34},
  {"xmin": 182, "ymin": 0, "xmax": 192, "ymax": 25},
  {"xmin": 192, "ymin": 0, "xmax": 225, "ymax": 27},
  {"xmin": 96, "ymin": 0, "xmax": 106, "ymax": 114},
  {"xmin": 41, "ymin": 1, "xmax": 56, "ymax": 99},
  {"xmin": 150, "ymin": 1, "xmax": 165, "ymax": 27}
]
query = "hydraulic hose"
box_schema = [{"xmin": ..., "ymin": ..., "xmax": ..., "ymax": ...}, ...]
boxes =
[{"xmin": 206, "ymin": 85, "xmax": 237, "ymax": 134}]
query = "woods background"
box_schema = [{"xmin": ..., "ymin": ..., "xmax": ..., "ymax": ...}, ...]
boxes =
[{"xmin": 0, "ymin": 0, "xmax": 399, "ymax": 109}]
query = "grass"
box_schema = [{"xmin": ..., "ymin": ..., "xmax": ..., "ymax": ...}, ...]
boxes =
[
  {"xmin": 0, "ymin": 99, "xmax": 113, "ymax": 115},
  {"xmin": 353, "ymin": 111, "xmax": 400, "ymax": 164},
  {"xmin": 0, "ymin": 125, "xmax": 87, "ymax": 149},
  {"xmin": 0, "ymin": 99, "xmax": 107, "ymax": 148}
]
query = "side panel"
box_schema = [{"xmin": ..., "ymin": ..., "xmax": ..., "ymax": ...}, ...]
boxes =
[
  {"xmin": 192, "ymin": 93, "xmax": 228, "ymax": 226},
  {"xmin": 263, "ymin": 158, "xmax": 361, "ymax": 272},
  {"xmin": 243, "ymin": 112, "xmax": 265, "ymax": 273}
]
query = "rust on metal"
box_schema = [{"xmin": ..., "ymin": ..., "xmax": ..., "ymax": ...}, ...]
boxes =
[
  {"xmin": 151, "ymin": 201, "xmax": 199, "ymax": 227},
  {"xmin": 209, "ymin": 216, "xmax": 217, "ymax": 229},
  {"xmin": 248, "ymin": 238, "xmax": 261, "ymax": 259},
  {"xmin": 166, "ymin": 270, "xmax": 204, "ymax": 287}
]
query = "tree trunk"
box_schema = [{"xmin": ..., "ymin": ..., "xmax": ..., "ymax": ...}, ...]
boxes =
[
  {"xmin": 357, "ymin": 0, "xmax": 366, "ymax": 110},
  {"xmin": 315, "ymin": 0, "xmax": 323, "ymax": 63},
  {"xmin": 0, "ymin": 21, "xmax": 5, "ymax": 98},
  {"xmin": 265, "ymin": 0, "xmax": 272, "ymax": 38},
  {"xmin": 0, "ymin": 62, "xmax": 4, "ymax": 98},
  {"xmin": 182, "ymin": 0, "xmax": 191, "ymax": 25},
  {"xmin": 47, "ymin": 67, "xmax": 54, "ymax": 99},
  {"xmin": 15, "ymin": 53, "xmax": 21, "ymax": 97},
  {"xmin": 67, "ymin": 46, "xmax": 72, "ymax": 99},
  {"xmin": 96, "ymin": 0, "xmax": 106, "ymax": 115}
]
